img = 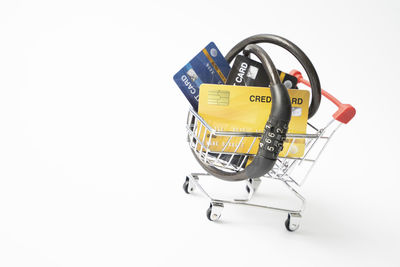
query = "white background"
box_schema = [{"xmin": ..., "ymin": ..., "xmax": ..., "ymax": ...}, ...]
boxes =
[{"xmin": 1, "ymin": 0, "xmax": 399, "ymax": 266}]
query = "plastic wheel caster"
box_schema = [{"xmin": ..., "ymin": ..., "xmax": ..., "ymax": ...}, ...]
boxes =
[
  {"xmin": 206, "ymin": 202, "xmax": 224, "ymax": 221},
  {"xmin": 183, "ymin": 176, "xmax": 194, "ymax": 194},
  {"xmin": 285, "ymin": 213, "xmax": 301, "ymax": 232}
]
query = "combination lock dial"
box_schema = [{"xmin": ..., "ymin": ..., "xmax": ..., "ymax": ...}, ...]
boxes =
[{"xmin": 258, "ymin": 119, "xmax": 289, "ymax": 159}]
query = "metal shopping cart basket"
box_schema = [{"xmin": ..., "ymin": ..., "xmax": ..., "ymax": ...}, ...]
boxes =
[{"xmin": 183, "ymin": 70, "xmax": 356, "ymax": 231}]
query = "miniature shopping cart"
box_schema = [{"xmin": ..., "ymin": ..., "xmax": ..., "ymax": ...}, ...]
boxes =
[{"xmin": 182, "ymin": 70, "xmax": 356, "ymax": 231}]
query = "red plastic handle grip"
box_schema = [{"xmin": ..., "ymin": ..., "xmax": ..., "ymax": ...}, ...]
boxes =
[{"xmin": 290, "ymin": 70, "xmax": 356, "ymax": 124}]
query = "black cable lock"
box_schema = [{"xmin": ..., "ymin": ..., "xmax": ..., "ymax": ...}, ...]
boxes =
[{"xmin": 192, "ymin": 34, "xmax": 322, "ymax": 181}]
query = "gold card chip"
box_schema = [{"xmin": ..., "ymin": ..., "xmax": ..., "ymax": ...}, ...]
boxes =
[{"xmin": 208, "ymin": 90, "xmax": 230, "ymax": 106}]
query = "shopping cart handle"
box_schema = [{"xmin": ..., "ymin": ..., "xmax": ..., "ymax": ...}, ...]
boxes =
[{"xmin": 290, "ymin": 70, "xmax": 356, "ymax": 124}]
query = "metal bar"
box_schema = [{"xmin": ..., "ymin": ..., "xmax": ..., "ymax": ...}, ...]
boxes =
[
  {"xmin": 227, "ymin": 136, "xmax": 245, "ymax": 166},
  {"xmin": 189, "ymin": 108, "xmax": 323, "ymax": 139},
  {"xmin": 297, "ymin": 119, "xmax": 335, "ymax": 166},
  {"xmin": 307, "ymin": 122, "xmax": 319, "ymax": 132},
  {"xmin": 300, "ymin": 123, "xmax": 342, "ymax": 185},
  {"xmin": 238, "ymin": 137, "xmax": 257, "ymax": 169},
  {"xmin": 215, "ymin": 136, "xmax": 233, "ymax": 162},
  {"xmin": 212, "ymin": 131, "xmax": 323, "ymax": 139},
  {"xmin": 278, "ymin": 157, "xmax": 315, "ymax": 162},
  {"xmin": 204, "ymin": 131, "xmax": 213, "ymax": 161},
  {"xmin": 282, "ymin": 137, "xmax": 296, "ymax": 158}
]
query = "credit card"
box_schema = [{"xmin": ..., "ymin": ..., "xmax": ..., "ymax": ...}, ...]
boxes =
[
  {"xmin": 198, "ymin": 84, "xmax": 310, "ymax": 159},
  {"xmin": 226, "ymin": 55, "xmax": 298, "ymax": 89},
  {"xmin": 173, "ymin": 42, "xmax": 231, "ymax": 110}
]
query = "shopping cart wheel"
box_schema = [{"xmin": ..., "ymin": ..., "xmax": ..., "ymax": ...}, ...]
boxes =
[
  {"xmin": 206, "ymin": 202, "xmax": 224, "ymax": 221},
  {"xmin": 183, "ymin": 176, "xmax": 195, "ymax": 194},
  {"xmin": 285, "ymin": 213, "xmax": 301, "ymax": 232}
]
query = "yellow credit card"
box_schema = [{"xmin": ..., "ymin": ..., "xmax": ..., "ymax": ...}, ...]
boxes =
[{"xmin": 198, "ymin": 84, "xmax": 310, "ymax": 158}]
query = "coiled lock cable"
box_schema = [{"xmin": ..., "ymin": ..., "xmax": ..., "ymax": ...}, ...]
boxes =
[
  {"xmin": 225, "ymin": 34, "xmax": 322, "ymax": 118},
  {"xmin": 193, "ymin": 34, "xmax": 322, "ymax": 181}
]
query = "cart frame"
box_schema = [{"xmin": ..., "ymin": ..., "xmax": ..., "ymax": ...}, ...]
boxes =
[{"xmin": 183, "ymin": 70, "xmax": 356, "ymax": 231}]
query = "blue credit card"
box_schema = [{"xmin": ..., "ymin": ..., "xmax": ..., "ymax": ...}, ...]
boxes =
[{"xmin": 173, "ymin": 42, "xmax": 231, "ymax": 110}]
